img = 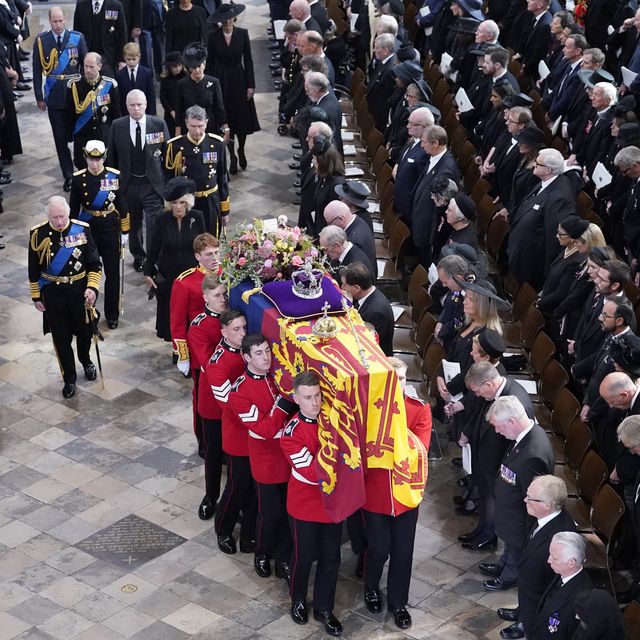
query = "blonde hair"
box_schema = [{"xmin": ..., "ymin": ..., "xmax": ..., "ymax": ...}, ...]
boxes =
[
  {"xmin": 578, "ymin": 223, "xmax": 606, "ymax": 251},
  {"xmin": 387, "ymin": 356, "xmax": 407, "ymax": 373},
  {"xmin": 466, "ymin": 290, "xmax": 503, "ymax": 333},
  {"xmin": 123, "ymin": 42, "xmax": 141, "ymax": 57},
  {"xmin": 164, "ymin": 193, "xmax": 195, "ymax": 211}
]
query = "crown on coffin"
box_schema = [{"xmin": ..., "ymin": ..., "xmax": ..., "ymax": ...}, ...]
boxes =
[{"xmin": 291, "ymin": 263, "xmax": 324, "ymax": 299}]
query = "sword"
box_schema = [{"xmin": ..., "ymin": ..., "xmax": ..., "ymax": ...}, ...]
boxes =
[
  {"xmin": 119, "ymin": 253, "xmax": 125, "ymax": 316},
  {"xmin": 86, "ymin": 306, "xmax": 105, "ymax": 389}
]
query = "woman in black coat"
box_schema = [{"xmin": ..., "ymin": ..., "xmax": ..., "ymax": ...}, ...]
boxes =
[
  {"xmin": 165, "ymin": 0, "xmax": 207, "ymax": 55},
  {"xmin": 144, "ymin": 178, "xmax": 206, "ymax": 342},
  {"xmin": 310, "ymin": 143, "xmax": 345, "ymax": 238},
  {"xmin": 159, "ymin": 51, "xmax": 187, "ymax": 137},
  {"xmin": 205, "ymin": 4, "xmax": 260, "ymax": 174}
]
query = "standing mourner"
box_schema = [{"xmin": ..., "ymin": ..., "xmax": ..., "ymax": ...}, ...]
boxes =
[
  {"xmin": 159, "ymin": 50, "xmax": 186, "ymax": 137},
  {"xmin": 205, "ymin": 3, "xmax": 260, "ymax": 174},
  {"xmin": 69, "ymin": 140, "xmax": 130, "ymax": 330},
  {"xmin": 33, "ymin": 6, "xmax": 87, "ymax": 191},
  {"xmin": 28, "ymin": 196, "xmax": 102, "ymax": 399},
  {"xmin": 165, "ymin": 105, "xmax": 229, "ymax": 236},
  {"xmin": 68, "ymin": 51, "xmax": 120, "ymax": 170}
]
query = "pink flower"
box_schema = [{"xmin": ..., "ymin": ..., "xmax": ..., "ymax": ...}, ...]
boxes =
[
  {"xmin": 237, "ymin": 257, "xmax": 247, "ymax": 266},
  {"xmin": 264, "ymin": 259, "xmax": 273, "ymax": 268},
  {"xmin": 291, "ymin": 255, "xmax": 303, "ymax": 267}
]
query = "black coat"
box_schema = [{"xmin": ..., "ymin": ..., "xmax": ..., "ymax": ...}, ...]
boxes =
[
  {"xmin": 537, "ymin": 250, "xmax": 584, "ymax": 312},
  {"xmin": 492, "ymin": 134, "xmax": 523, "ymax": 205},
  {"xmin": 311, "ymin": 173, "xmax": 345, "ymax": 238},
  {"xmin": 345, "ymin": 216, "xmax": 376, "ymax": 279},
  {"xmin": 358, "ymin": 288, "xmax": 395, "ymax": 356},
  {"xmin": 159, "ymin": 69, "xmax": 187, "ymax": 136},
  {"xmin": 394, "ymin": 139, "xmax": 428, "ymax": 221},
  {"xmin": 314, "ymin": 91, "xmax": 343, "ymax": 153},
  {"xmin": 531, "ymin": 571, "xmax": 593, "ymax": 640},
  {"xmin": 517, "ymin": 510, "xmax": 578, "ymax": 639},
  {"xmin": 331, "ymin": 242, "xmax": 378, "ymax": 283},
  {"xmin": 366, "ymin": 55, "xmax": 397, "ymax": 131},
  {"xmin": 164, "ymin": 4, "xmax": 207, "ymax": 53},
  {"xmin": 115, "ymin": 63, "xmax": 156, "ymax": 115},
  {"xmin": 521, "ymin": 10, "xmax": 552, "ymax": 79},
  {"xmin": 574, "ymin": 107, "xmax": 614, "ymax": 177},
  {"xmin": 507, "ymin": 174, "xmax": 576, "ymax": 290},
  {"xmin": 494, "ymin": 423, "xmax": 555, "ymax": 548},
  {"xmin": 623, "ymin": 178, "xmax": 640, "ymax": 261},
  {"xmin": 175, "ymin": 75, "xmax": 227, "ymax": 135},
  {"xmin": 205, "ymin": 27, "xmax": 260, "ymax": 137}
]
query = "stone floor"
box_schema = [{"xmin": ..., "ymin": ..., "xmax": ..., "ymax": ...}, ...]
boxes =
[{"xmin": 0, "ymin": 3, "xmax": 521, "ymax": 639}]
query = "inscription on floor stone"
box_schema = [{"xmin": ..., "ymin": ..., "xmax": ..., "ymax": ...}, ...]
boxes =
[{"xmin": 76, "ymin": 515, "xmax": 186, "ymax": 568}]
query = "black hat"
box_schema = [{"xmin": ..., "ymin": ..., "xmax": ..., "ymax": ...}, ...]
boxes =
[
  {"xmin": 453, "ymin": 194, "xmax": 477, "ymax": 221},
  {"xmin": 578, "ymin": 68, "xmax": 615, "ymax": 88},
  {"xmin": 164, "ymin": 177, "xmax": 196, "ymax": 201},
  {"xmin": 209, "ymin": 2, "xmax": 245, "ymax": 23},
  {"xmin": 610, "ymin": 333, "xmax": 640, "ymax": 377},
  {"xmin": 415, "ymin": 78, "xmax": 433, "ymax": 103},
  {"xmin": 516, "ymin": 124, "xmax": 546, "ymax": 148},
  {"xmin": 335, "ymin": 181, "xmax": 371, "ymax": 206},
  {"xmin": 453, "ymin": 0, "xmax": 484, "ymax": 20},
  {"xmin": 618, "ymin": 122, "xmax": 640, "ymax": 148},
  {"xmin": 311, "ymin": 134, "xmax": 331, "ymax": 155},
  {"xmin": 478, "ymin": 328, "xmax": 506, "ymax": 358},
  {"xmin": 393, "ymin": 61, "xmax": 423, "ymax": 83},
  {"xmin": 559, "ymin": 215, "xmax": 590, "ymax": 239},
  {"xmin": 614, "ymin": 94, "xmax": 637, "ymax": 118},
  {"xmin": 454, "ymin": 276, "xmax": 511, "ymax": 311},
  {"xmin": 164, "ymin": 51, "xmax": 182, "ymax": 66},
  {"xmin": 441, "ymin": 242, "xmax": 478, "ymax": 265},
  {"xmin": 396, "ymin": 45, "xmax": 419, "ymax": 62},
  {"xmin": 502, "ymin": 92, "xmax": 534, "ymax": 108},
  {"xmin": 383, "ymin": 0, "xmax": 405, "ymax": 15},
  {"xmin": 449, "ymin": 17, "xmax": 481, "ymax": 34},
  {"xmin": 182, "ymin": 42, "xmax": 207, "ymax": 68}
]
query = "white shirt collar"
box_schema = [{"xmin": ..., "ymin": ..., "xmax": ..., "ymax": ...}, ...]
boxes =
[
  {"xmin": 129, "ymin": 116, "xmax": 146, "ymax": 146},
  {"xmin": 338, "ymin": 241, "xmax": 354, "ymax": 262},
  {"xmin": 630, "ymin": 385, "xmax": 640, "ymax": 411},
  {"xmin": 514, "ymin": 420, "xmax": 535, "ymax": 445},
  {"xmin": 494, "ymin": 377, "xmax": 507, "ymax": 398},
  {"xmin": 93, "ymin": 0, "xmax": 104, "ymax": 12},
  {"xmin": 358, "ymin": 286, "xmax": 376, "ymax": 306},
  {"xmin": 493, "ymin": 68, "xmax": 508, "ymax": 82},
  {"xmin": 538, "ymin": 174, "xmax": 558, "ymax": 193},
  {"xmin": 381, "ymin": 53, "xmax": 395, "ymax": 65},
  {"xmin": 428, "ymin": 149, "xmax": 447, "ymax": 170},
  {"xmin": 561, "ymin": 568, "xmax": 583, "ymax": 585},
  {"xmin": 536, "ymin": 510, "xmax": 561, "ymax": 530}
]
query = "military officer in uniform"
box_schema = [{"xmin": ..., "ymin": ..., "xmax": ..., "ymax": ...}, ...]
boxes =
[
  {"xmin": 68, "ymin": 51, "xmax": 120, "ymax": 170},
  {"xmin": 165, "ymin": 104, "xmax": 230, "ymax": 236},
  {"xmin": 33, "ymin": 6, "xmax": 87, "ymax": 191},
  {"xmin": 28, "ymin": 196, "xmax": 102, "ymax": 399},
  {"xmin": 69, "ymin": 140, "xmax": 130, "ymax": 329}
]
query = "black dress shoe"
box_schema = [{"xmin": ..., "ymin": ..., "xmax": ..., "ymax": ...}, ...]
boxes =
[
  {"xmin": 313, "ymin": 610, "xmax": 342, "ymax": 636},
  {"xmin": 292, "ymin": 198, "xmax": 301, "ymax": 205},
  {"xmin": 292, "ymin": 142, "xmax": 302, "ymax": 149},
  {"xmin": 22, "ymin": 76, "xmax": 32, "ymax": 82},
  {"xmin": 291, "ymin": 600, "xmax": 308, "ymax": 625},
  {"xmin": 217, "ymin": 534, "xmax": 237, "ymax": 554},
  {"xmin": 484, "ymin": 578, "xmax": 516, "ymax": 592},
  {"xmin": 292, "ymin": 154, "xmax": 301, "ymax": 161},
  {"xmin": 238, "ymin": 149, "xmax": 247, "ymax": 170},
  {"xmin": 0, "ymin": 176, "xmax": 12, "ymax": 185},
  {"xmin": 364, "ymin": 588, "xmax": 382, "ymax": 613},
  {"xmin": 453, "ymin": 495, "xmax": 466, "ymax": 505},
  {"xmin": 84, "ymin": 362, "xmax": 97, "ymax": 381},
  {"xmin": 254, "ymin": 554, "xmax": 271, "ymax": 578},
  {"xmin": 295, "ymin": 189, "xmax": 301, "ymax": 196},
  {"xmin": 389, "ymin": 606, "xmax": 412, "ymax": 629},
  {"xmin": 293, "ymin": 180, "xmax": 301, "ymax": 187},
  {"xmin": 288, "ymin": 162, "xmax": 301, "ymax": 170},
  {"xmin": 500, "ymin": 622, "xmax": 525, "ymax": 639},
  {"xmin": 455, "ymin": 502, "xmax": 478, "ymax": 516},
  {"xmin": 15, "ymin": 82, "xmax": 31, "ymax": 91},
  {"xmin": 133, "ymin": 258, "xmax": 144, "ymax": 272},
  {"xmin": 461, "ymin": 536, "xmax": 498, "ymax": 551},
  {"xmin": 457, "ymin": 477, "xmax": 469, "ymax": 488},
  {"xmin": 63, "ymin": 178, "xmax": 72, "ymax": 192},
  {"xmin": 1, "ymin": 170, "xmax": 11, "ymax": 178},
  {"xmin": 239, "ymin": 538, "xmax": 255, "ymax": 553},
  {"xmin": 275, "ymin": 561, "xmax": 291, "ymax": 584},
  {"xmin": 269, "ymin": 62, "xmax": 281, "ymax": 69},
  {"xmin": 355, "ymin": 554, "xmax": 365, "ymax": 578},
  {"xmin": 479, "ymin": 563, "xmax": 501, "ymax": 577},
  {"xmin": 497, "ymin": 607, "xmax": 519, "ymax": 622},
  {"xmin": 62, "ymin": 382, "xmax": 76, "ymax": 399},
  {"xmin": 198, "ymin": 496, "xmax": 214, "ymax": 520},
  {"xmin": 458, "ymin": 533, "xmax": 476, "ymax": 543},
  {"xmin": 107, "ymin": 320, "xmax": 118, "ymax": 329},
  {"xmin": 451, "ymin": 457, "xmax": 463, "ymax": 467}
]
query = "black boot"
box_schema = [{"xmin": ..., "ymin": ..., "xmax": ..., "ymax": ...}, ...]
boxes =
[
  {"xmin": 228, "ymin": 139, "xmax": 237, "ymax": 175},
  {"xmin": 237, "ymin": 135, "xmax": 247, "ymax": 170}
]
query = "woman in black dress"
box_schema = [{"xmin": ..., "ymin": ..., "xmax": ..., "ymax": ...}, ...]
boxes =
[
  {"xmin": 205, "ymin": 3, "xmax": 260, "ymax": 174},
  {"xmin": 144, "ymin": 178, "xmax": 206, "ymax": 342},
  {"xmin": 308, "ymin": 139, "xmax": 345, "ymax": 238},
  {"xmin": 159, "ymin": 51, "xmax": 187, "ymax": 137},
  {"xmin": 165, "ymin": 0, "xmax": 208, "ymax": 55}
]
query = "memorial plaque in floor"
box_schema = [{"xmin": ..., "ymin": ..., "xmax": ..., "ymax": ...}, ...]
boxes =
[{"xmin": 76, "ymin": 514, "xmax": 186, "ymax": 568}]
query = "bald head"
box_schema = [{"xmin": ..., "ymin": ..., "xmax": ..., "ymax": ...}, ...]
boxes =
[
  {"xmin": 600, "ymin": 372, "xmax": 638, "ymax": 410},
  {"xmin": 323, "ymin": 200, "xmax": 353, "ymax": 228},
  {"xmin": 289, "ymin": 0, "xmax": 310, "ymax": 20}
]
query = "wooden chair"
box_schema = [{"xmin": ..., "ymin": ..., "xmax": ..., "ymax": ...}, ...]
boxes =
[
  {"xmin": 583, "ymin": 484, "xmax": 626, "ymax": 594},
  {"xmin": 624, "ymin": 600, "xmax": 640, "ymax": 640},
  {"xmin": 415, "ymin": 312, "xmax": 437, "ymax": 358},
  {"xmin": 393, "ymin": 265, "xmax": 432, "ymax": 331},
  {"xmin": 378, "ymin": 219, "xmax": 411, "ymax": 284},
  {"xmin": 585, "ymin": 209, "xmax": 604, "ymax": 228},
  {"xmin": 485, "ymin": 215, "xmax": 509, "ymax": 266},
  {"xmin": 577, "ymin": 191, "xmax": 595, "ymax": 217},
  {"xmin": 565, "ymin": 452, "xmax": 610, "ymax": 531},
  {"xmin": 477, "ymin": 194, "xmax": 497, "ymax": 236},
  {"xmin": 554, "ymin": 418, "xmax": 592, "ymax": 496},
  {"xmin": 470, "ymin": 177, "xmax": 491, "ymax": 206},
  {"xmin": 502, "ymin": 282, "xmax": 537, "ymax": 347},
  {"xmin": 521, "ymin": 304, "xmax": 545, "ymax": 352}
]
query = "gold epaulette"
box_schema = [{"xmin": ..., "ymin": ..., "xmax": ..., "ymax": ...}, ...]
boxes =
[
  {"xmin": 106, "ymin": 167, "xmax": 120, "ymax": 174},
  {"xmin": 167, "ymin": 134, "xmax": 182, "ymax": 144},
  {"xmin": 71, "ymin": 219, "xmax": 89, "ymax": 227},
  {"xmin": 176, "ymin": 267, "xmax": 197, "ymax": 281},
  {"xmin": 102, "ymin": 75, "xmax": 118, "ymax": 87},
  {"xmin": 73, "ymin": 168, "xmax": 86, "ymax": 176},
  {"xmin": 207, "ymin": 133, "xmax": 224, "ymax": 143},
  {"xmin": 30, "ymin": 220, "xmax": 47, "ymax": 232}
]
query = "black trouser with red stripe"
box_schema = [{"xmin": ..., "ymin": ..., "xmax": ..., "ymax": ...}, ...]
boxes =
[
  {"xmin": 255, "ymin": 482, "xmax": 291, "ymax": 562},
  {"xmin": 203, "ymin": 417, "xmax": 223, "ymax": 502},
  {"xmin": 214, "ymin": 454, "xmax": 257, "ymax": 541},
  {"xmin": 289, "ymin": 516, "xmax": 342, "ymax": 611},
  {"xmin": 363, "ymin": 507, "xmax": 419, "ymax": 609}
]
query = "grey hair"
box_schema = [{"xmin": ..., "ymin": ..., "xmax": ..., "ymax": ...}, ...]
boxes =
[
  {"xmin": 185, "ymin": 105, "xmax": 207, "ymax": 122},
  {"xmin": 485, "ymin": 395, "xmax": 529, "ymax": 423},
  {"xmin": 481, "ymin": 20, "xmax": 500, "ymax": 39},
  {"xmin": 376, "ymin": 15, "xmax": 398, "ymax": 36},
  {"xmin": 305, "ymin": 71, "xmax": 329, "ymax": 93},
  {"xmin": 437, "ymin": 254, "xmax": 468, "ymax": 277},
  {"xmin": 126, "ymin": 88, "xmax": 147, "ymax": 104},
  {"xmin": 617, "ymin": 415, "xmax": 640, "ymax": 448},
  {"xmin": 529, "ymin": 475, "xmax": 568, "ymax": 510},
  {"xmin": 319, "ymin": 225, "xmax": 347, "ymax": 246},
  {"xmin": 551, "ymin": 531, "xmax": 586, "ymax": 564},
  {"xmin": 615, "ymin": 145, "xmax": 640, "ymax": 169},
  {"xmin": 85, "ymin": 51, "xmax": 102, "ymax": 66},
  {"xmin": 46, "ymin": 195, "xmax": 70, "ymax": 215},
  {"xmin": 411, "ymin": 106, "xmax": 435, "ymax": 127},
  {"xmin": 594, "ymin": 81, "xmax": 617, "ymax": 106},
  {"xmin": 375, "ymin": 33, "xmax": 396, "ymax": 53},
  {"xmin": 539, "ymin": 148, "xmax": 565, "ymax": 175},
  {"xmin": 465, "ymin": 361, "xmax": 502, "ymax": 387}
]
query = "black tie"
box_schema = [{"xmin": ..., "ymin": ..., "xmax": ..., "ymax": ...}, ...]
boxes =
[
  {"xmin": 135, "ymin": 122, "xmax": 142, "ymax": 153},
  {"xmin": 57, "ymin": 35, "xmax": 62, "ymax": 51},
  {"xmin": 130, "ymin": 69, "xmax": 135, "ymax": 85},
  {"xmin": 94, "ymin": 1, "xmax": 100, "ymax": 13}
]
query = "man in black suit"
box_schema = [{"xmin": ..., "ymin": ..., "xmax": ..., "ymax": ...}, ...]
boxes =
[
  {"xmin": 460, "ymin": 363, "xmax": 534, "ymax": 551},
  {"xmin": 73, "ymin": 0, "xmax": 128, "ymax": 75},
  {"xmin": 480, "ymin": 395, "xmax": 554, "ymax": 591},
  {"xmin": 496, "ymin": 476, "xmax": 577, "ymax": 640},
  {"xmin": 507, "ymin": 147, "xmax": 576, "ymax": 290},
  {"xmin": 614, "ymin": 145, "xmax": 640, "ymax": 263},
  {"xmin": 114, "ymin": 42, "xmax": 156, "ymax": 115},
  {"xmin": 319, "ymin": 226, "xmax": 377, "ymax": 283},
  {"xmin": 366, "ymin": 33, "xmax": 397, "ymax": 132},
  {"xmin": 323, "ymin": 201, "xmax": 376, "ymax": 278},
  {"xmin": 289, "ymin": 0, "xmax": 322, "ymax": 34},
  {"xmin": 33, "ymin": 6, "xmax": 88, "ymax": 191},
  {"xmin": 519, "ymin": 0, "xmax": 552, "ymax": 80},
  {"xmin": 308, "ymin": 0, "xmax": 330, "ymax": 34},
  {"xmin": 530, "ymin": 532, "xmax": 593, "ymax": 639},
  {"xmin": 304, "ymin": 71, "xmax": 342, "ymax": 152},
  {"xmin": 409, "ymin": 125, "xmax": 459, "ymax": 268},
  {"xmin": 298, "ymin": 31, "xmax": 335, "ymax": 85},
  {"xmin": 392, "ymin": 106, "xmax": 432, "ymax": 223},
  {"xmin": 107, "ymin": 89, "xmax": 169, "ymax": 272},
  {"xmin": 341, "ymin": 263, "xmax": 395, "ymax": 356}
]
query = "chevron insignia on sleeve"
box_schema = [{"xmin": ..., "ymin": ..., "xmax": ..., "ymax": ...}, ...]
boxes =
[
  {"xmin": 290, "ymin": 446, "xmax": 313, "ymax": 468},
  {"xmin": 239, "ymin": 404, "xmax": 259, "ymax": 422},
  {"xmin": 212, "ymin": 380, "xmax": 232, "ymax": 402}
]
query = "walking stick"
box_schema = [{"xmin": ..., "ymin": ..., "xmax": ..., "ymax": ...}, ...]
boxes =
[{"xmin": 86, "ymin": 306, "xmax": 105, "ymax": 390}]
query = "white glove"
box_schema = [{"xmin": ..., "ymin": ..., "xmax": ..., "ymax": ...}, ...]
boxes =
[
  {"xmin": 121, "ymin": 233, "xmax": 129, "ymax": 248},
  {"xmin": 177, "ymin": 359, "xmax": 190, "ymax": 376}
]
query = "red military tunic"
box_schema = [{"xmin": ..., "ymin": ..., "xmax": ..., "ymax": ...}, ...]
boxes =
[
  {"xmin": 187, "ymin": 305, "xmax": 222, "ymax": 371},
  {"xmin": 202, "ymin": 339, "xmax": 244, "ymax": 420},
  {"xmin": 226, "ymin": 370, "xmax": 291, "ymax": 483},
  {"xmin": 363, "ymin": 393, "xmax": 432, "ymax": 516},
  {"xmin": 281, "ymin": 412, "xmax": 332, "ymax": 523},
  {"xmin": 169, "ymin": 265, "xmax": 207, "ymax": 360}
]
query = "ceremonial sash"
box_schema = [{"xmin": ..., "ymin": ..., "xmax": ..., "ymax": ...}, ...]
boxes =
[
  {"xmin": 43, "ymin": 32, "xmax": 81, "ymax": 101},
  {"xmin": 78, "ymin": 170, "xmax": 117, "ymax": 221},
  {"xmin": 73, "ymin": 79, "xmax": 112, "ymax": 135},
  {"xmin": 39, "ymin": 221, "xmax": 86, "ymax": 289}
]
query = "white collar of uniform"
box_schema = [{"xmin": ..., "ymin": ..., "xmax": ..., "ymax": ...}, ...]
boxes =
[
  {"xmin": 538, "ymin": 174, "xmax": 558, "ymax": 194},
  {"xmin": 338, "ymin": 241, "xmax": 353, "ymax": 262},
  {"xmin": 514, "ymin": 420, "xmax": 535, "ymax": 445}
]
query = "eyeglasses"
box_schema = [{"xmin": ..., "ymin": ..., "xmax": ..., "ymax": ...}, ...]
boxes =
[
  {"xmin": 325, "ymin": 215, "xmax": 342, "ymax": 225},
  {"xmin": 600, "ymin": 311, "xmax": 616, "ymax": 319},
  {"xmin": 556, "ymin": 231, "xmax": 570, "ymax": 237},
  {"xmin": 535, "ymin": 160, "xmax": 547, "ymax": 168},
  {"xmin": 407, "ymin": 121, "xmax": 423, "ymax": 127},
  {"xmin": 405, "ymin": 93, "xmax": 419, "ymax": 100},
  {"xmin": 524, "ymin": 495, "xmax": 545, "ymax": 503}
]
